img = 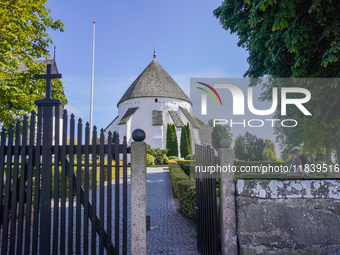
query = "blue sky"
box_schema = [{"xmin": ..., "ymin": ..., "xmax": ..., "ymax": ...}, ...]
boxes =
[{"xmin": 46, "ymin": 0, "xmax": 249, "ymax": 130}]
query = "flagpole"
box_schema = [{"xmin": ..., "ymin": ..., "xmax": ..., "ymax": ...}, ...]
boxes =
[{"xmin": 90, "ymin": 21, "xmax": 95, "ymax": 143}]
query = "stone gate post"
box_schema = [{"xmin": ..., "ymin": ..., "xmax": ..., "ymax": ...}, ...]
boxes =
[
  {"xmin": 218, "ymin": 138, "xmax": 238, "ymax": 255},
  {"xmin": 130, "ymin": 129, "xmax": 147, "ymax": 254}
]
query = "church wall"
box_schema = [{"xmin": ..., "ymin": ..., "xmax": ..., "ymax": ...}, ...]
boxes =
[
  {"xmin": 152, "ymin": 126, "xmax": 163, "ymax": 148},
  {"xmin": 106, "ymin": 97, "xmax": 202, "ymax": 159},
  {"xmin": 117, "ymin": 97, "xmax": 191, "ymax": 150},
  {"xmin": 175, "ymin": 127, "xmax": 182, "ymax": 158},
  {"xmin": 105, "ymin": 118, "xmax": 119, "ymax": 138}
]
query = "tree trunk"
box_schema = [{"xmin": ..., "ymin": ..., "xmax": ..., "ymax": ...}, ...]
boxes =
[
  {"xmin": 326, "ymin": 146, "xmax": 332, "ymax": 165},
  {"xmin": 335, "ymin": 128, "xmax": 340, "ymax": 164},
  {"xmin": 308, "ymin": 148, "xmax": 314, "ymax": 163},
  {"xmin": 336, "ymin": 141, "xmax": 340, "ymax": 164}
]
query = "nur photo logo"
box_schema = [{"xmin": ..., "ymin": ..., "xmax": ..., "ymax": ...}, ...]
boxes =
[{"xmin": 194, "ymin": 79, "xmax": 313, "ymax": 128}]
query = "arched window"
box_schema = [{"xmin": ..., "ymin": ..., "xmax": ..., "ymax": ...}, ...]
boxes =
[{"xmin": 155, "ymin": 98, "xmax": 158, "ymax": 103}]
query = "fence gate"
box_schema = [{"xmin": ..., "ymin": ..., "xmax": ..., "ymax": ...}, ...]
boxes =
[
  {"xmin": 0, "ymin": 64, "xmax": 130, "ymax": 254},
  {"xmin": 195, "ymin": 144, "xmax": 219, "ymax": 255}
]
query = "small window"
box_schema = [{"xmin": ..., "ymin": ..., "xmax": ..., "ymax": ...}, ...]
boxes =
[{"xmin": 155, "ymin": 98, "xmax": 158, "ymax": 103}]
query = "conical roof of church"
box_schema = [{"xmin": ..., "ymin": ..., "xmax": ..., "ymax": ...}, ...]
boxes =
[{"xmin": 118, "ymin": 58, "xmax": 191, "ymax": 106}]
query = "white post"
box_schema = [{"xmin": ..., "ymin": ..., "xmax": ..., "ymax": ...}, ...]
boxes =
[
  {"xmin": 218, "ymin": 138, "xmax": 238, "ymax": 255},
  {"xmin": 90, "ymin": 21, "xmax": 95, "ymax": 142}
]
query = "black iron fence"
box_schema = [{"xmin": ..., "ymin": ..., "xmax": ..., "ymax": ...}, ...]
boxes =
[
  {"xmin": 0, "ymin": 64, "xmax": 130, "ymax": 254},
  {"xmin": 195, "ymin": 144, "xmax": 219, "ymax": 255}
]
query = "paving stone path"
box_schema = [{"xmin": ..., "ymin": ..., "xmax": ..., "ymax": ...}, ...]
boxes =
[{"xmin": 147, "ymin": 167, "xmax": 199, "ymax": 255}]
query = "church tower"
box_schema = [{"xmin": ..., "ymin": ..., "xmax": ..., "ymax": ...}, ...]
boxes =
[{"xmin": 105, "ymin": 52, "xmax": 201, "ymax": 156}]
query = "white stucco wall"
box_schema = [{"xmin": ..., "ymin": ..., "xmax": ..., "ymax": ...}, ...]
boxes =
[{"xmin": 106, "ymin": 97, "xmax": 196, "ymax": 152}]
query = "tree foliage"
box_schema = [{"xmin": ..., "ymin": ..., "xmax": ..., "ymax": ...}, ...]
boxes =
[
  {"xmin": 234, "ymin": 135, "xmax": 246, "ymax": 160},
  {"xmin": 180, "ymin": 123, "xmax": 192, "ymax": 159},
  {"xmin": 147, "ymin": 148, "xmax": 168, "ymax": 165},
  {"xmin": 266, "ymin": 147, "xmax": 277, "ymax": 162},
  {"xmin": 0, "ymin": 0, "xmax": 66, "ymax": 126},
  {"xmin": 211, "ymin": 124, "xmax": 232, "ymax": 150},
  {"xmin": 214, "ymin": 0, "xmax": 340, "ymax": 78},
  {"xmin": 263, "ymin": 139, "xmax": 276, "ymax": 160},
  {"xmin": 166, "ymin": 124, "xmax": 178, "ymax": 157},
  {"xmin": 234, "ymin": 132, "xmax": 265, "ymax": 161},
  {"xmin": 214, "ymin": 0, "xmax": 340, "ymax": 162}
]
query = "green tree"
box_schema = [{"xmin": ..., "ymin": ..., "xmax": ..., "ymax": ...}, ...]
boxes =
[
  {"xmin": 214, "ymin": 0, "xmax": 339, "ymax": 78},
  {"xmin": 186, "ymin": 123, "xmax": 192, "ymax": 156},
  {"xmin": 211, "ymin": 124, "xmax": 232, "ymax": 150},
  {"xmin": 180, "ymin": 123, "xmax": 192, "ymax": 159},
  {"xmin": 166, "ymin": 124, "xmax": 172, "ymax": 155},
  {"xmin": 241, "ymin": 132, "xmax": 266, "ymax": 161},
  {"xmin": 214, "ymin": 0, "xmax": 340, "ymax": 162},
  {"xmin": 0, "ymin": 0, "xmax": 66, "ymax": 126},
  {"xmin": 234, "ymin": 135, "xmax": 246, "ymax": 160},
  {"xmin": 180, "ymin": 125, "xmax": 188, "ymax": 158},
  {"xmin": 253, "ymin": 137, "xmax": 265, "ymax": 161},
  {"xmin": 172, "ymin": 124, "xmax": 179, "ymax": 157},
  {"xmin": 263, "ymin": 139, "xmax": 276, "ymax": 161},
  {"xmin": 266, "ymin": 147, "xmax": 277, "ymax": 162},
  {"xmin": 166, "ymin": 124, "xmax": 178, "ymax": 157}
]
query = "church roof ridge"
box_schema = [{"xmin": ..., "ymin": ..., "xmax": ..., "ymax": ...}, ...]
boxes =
[{"xmin": 117, "ymin": 58, "xmax": 191, "ymax": 106}]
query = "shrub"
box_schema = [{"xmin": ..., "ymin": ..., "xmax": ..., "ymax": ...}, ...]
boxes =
[
  {"xmin": 146, "ymin": 154, "xmax": 155, "ymax": 166},
  {"xmin": 169, "ymin": 164, "xmax": 189, "ymax": 197},
  {"xmin": 168, "ymin": 156, "xmax": 179, "ymax": 160},
  {"xmin": 177, "ymin": 160, "xmax": 194, "ymax": 177},
  {"xmin": 147, "ymin": 148, "xmax": 168, "ymax": 165},
  {"xmin": 168, "ymin": 164, "xmax": 196, "ymax": 220},
  {"xmin": 185, "ymin": 154, "xmax": 195, "ymax": 160},
  {"xmin": 168, "ymin": 159, "xmax": 177, "ymax": 164},
  {"xmin": 163, "ymin": 155, "xmax": 169, "ymax": 165},
  {"xmin": 177, "ymin": 179, "xmax": 196, "ymax": 220}
]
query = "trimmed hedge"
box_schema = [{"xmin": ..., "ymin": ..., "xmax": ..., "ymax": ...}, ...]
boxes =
[
  {"xmin": 168, "ymin": 159, "xmax": 178, "ymax": 165},
  {"xmin": 169, "ymin": 164, "xmax": 196, "ymax": 220},
  {"xmin": 177, "ymin": 179, "xmax": 196, "ymax": 219},
  {"xmin": 177, "ymin": 160, "xmax": 194, "ymax": 177}
]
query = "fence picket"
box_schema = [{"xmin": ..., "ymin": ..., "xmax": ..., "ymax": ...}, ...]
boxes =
[
  {"xmin": 83, "ymin": 122, "xmax": 90, "ymax": 255},
  {"xmin": 122, "ymin": 136, "xmax": 128, "ymax": 255},
  {"xmin": 114, "ymin": 134, "xmax": 120, "ymax": 254},
  {"xmin": 17, "ymin": 116, "xmax": 29, "ymax": 254},
  {"xmin": 24, "ymin": 111, "xmax": 36, "ymax": 255},
  {"xmin": 60, "ymin": 110, "xmax": 68, "ymax": 254},
  {"xmin": 32, "ymin": 107, "xmax": 43, "ymax": 255},
  {"xmin": 99, "ymin": 129, "xmax": 105, "ymax": 255},
  {"xmin": 53, "ymin": 106, "xmax": 60, "ymax": 255},
  {"xmin": 91, "ymin": 126, "xmax": 97, "ymax": 254},
  {"xmin": 107, "ymin": 131, "xmax": 112, "ymax": 254},
  {"xmin": 0, "ymin": 127, "xmax": 6, "ymax": 235},
  {"xmin": 68, "ymin": 114, "xmax": 75, "ymax": 254},
  {"xmin": 9, "ymin": 120, "xmax": 22, "ymax": 254},
  {"xmin": 1, "ymin": 123, "xmax": 14, "ymax": 254},
  {"xmin": 76, "ymin": 118, "xmax": 82, "ymax": 254}
]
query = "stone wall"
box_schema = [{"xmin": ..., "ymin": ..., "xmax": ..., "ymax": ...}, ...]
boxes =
[{"xmin": 236, "ymin": 180, "xmax": 340, "ymax": 255}]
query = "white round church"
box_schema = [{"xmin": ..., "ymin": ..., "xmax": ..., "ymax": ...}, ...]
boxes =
[{"xmin": 104, "ymin": 52, "xmax": 201, "ymax": 155}]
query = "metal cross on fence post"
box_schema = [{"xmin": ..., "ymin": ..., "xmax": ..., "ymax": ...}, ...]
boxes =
[
  {"xmin": 35, "ymin": 63, "xmax": 62, "ymax": 255},
  {"xmin": 35, "ymin": 63, "xmax": 62, "ymax": 99}
]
